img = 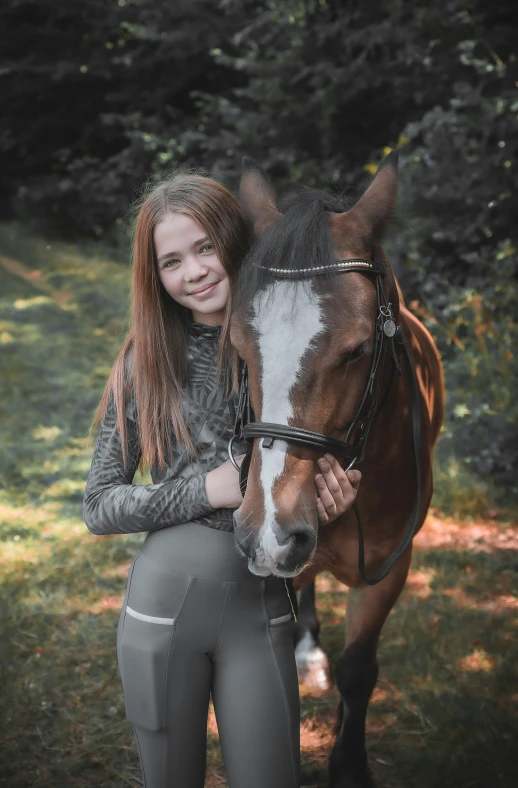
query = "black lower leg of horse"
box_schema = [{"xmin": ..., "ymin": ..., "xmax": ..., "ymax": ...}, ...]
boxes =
[
  {"xmin": 295, "ymin": 581, "xmax": 320, "ymax": 643},
  {"xmin": 328, "ymin": 550, "xmax": 412, "ymax": 788},
  {"xmin": 328, "ymin": 641, "xmax": 378, "ymax": 788}
]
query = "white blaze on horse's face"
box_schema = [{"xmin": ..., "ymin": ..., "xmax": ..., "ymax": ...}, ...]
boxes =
[{"xmin": 250, "ymin": 279, "xmax": 325, "ymax": 574}]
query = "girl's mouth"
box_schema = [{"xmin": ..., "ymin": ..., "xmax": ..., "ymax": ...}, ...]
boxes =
[{"xmin": 190, "ymin": 281, "xmax": 219, "ymax": 298}]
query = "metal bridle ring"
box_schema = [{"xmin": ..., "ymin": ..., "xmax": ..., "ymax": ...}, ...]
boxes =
[{"xmin": 228, "ymin": 436, "xmax": 242, "ymax": 472}]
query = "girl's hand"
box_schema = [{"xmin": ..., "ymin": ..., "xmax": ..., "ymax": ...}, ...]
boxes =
[
  {"xmin": 205, "ymin": 455, "xmax": 246, "ymax": 510},
  {"xmin": 315, "ymin": 453, "xmax": 361, "ymax": 525}
]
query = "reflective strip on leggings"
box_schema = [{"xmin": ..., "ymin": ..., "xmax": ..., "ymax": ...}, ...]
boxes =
[
  {"xmin": 270, "ymin": 613, "xmax": 292, "ymax": 625},
  {"xmin": 126, "ymin": 605, "xmax": 175, "ymax": 626}
]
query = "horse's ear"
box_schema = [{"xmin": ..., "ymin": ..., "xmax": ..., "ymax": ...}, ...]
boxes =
[
  {"xmin": 346, "ymin": 150, "xmax": 399, "ymax": 241},
  {"xmin": 239, "ymin": 157, "xmax": 282, "ymax": 237}
]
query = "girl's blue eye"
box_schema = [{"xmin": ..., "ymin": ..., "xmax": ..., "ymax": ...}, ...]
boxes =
[
  {"xmin": 164, "ymin": 260, "xmax": 180, "ymax": 268},
  {"xmin": 201, "ymin": 243, "xmax": 213, "ymax": 252}
]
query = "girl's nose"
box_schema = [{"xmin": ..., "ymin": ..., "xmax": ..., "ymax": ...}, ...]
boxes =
[{"xmin": 184, "ymin": 255, "xmax": 208, "ymax": 280}]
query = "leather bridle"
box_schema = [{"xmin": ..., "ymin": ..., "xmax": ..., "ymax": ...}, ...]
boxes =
[{"xmin": 228, "ymin": 257, "xmax": 423, "ymax": 585}]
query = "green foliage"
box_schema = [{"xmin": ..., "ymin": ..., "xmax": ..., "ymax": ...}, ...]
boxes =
[
  {"xmin": 385, "ymin": 14, "xmax": 518, "ymax": 498},
  {"xmin": 2, "ymin": 1, "xmax": 515, "ymax": 234},
  {"xmin": 0, "ymin": 0, "xmax": 239, "ymax": 239},
  {"xmin": 433, "ymin": 281, "xmax": 518, "ymax": 499}
]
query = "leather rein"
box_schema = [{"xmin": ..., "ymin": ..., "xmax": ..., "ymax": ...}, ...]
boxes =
[{"xmin": 228, "ymin": 257, "xmax": 423, "ymax": 585}]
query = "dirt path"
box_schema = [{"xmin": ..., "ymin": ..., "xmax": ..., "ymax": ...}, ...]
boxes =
[{"xmin": 414, "ymin": 510, "xmax": 518, "ymax": 553}]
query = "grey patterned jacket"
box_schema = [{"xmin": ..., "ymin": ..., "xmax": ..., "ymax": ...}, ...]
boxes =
[{"xmin": 82, "ymin": 321, "xmax": 248, "ymax": 536}]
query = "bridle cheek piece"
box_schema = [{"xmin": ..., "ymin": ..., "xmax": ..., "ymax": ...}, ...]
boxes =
[{"xmin": 228, "ymin": 258, "xmax": 422, "ymax": 585}]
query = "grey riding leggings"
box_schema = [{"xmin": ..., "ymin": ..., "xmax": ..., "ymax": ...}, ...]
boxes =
[{"xmin": 116, "ymin": 522, "xmax": 300, "ymax": 788}]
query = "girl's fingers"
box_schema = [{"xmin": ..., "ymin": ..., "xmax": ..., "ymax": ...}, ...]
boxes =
[
  {"xmin": 321, "ymin": 456, "xmax": 362, "ymax": 491},
  {"xmin": 315, "ymin": 454, "xmax": 362, "ymax": 524},
  {"xmin": 316, "ymin": 496, "xmax": 330, "ymax": 524},
  {"xmin": 315, "ymin": 472, "xmax": 338, "ymax": 513},
  {"xmin": 346, "ymin": 468, "xmax": 362, "ymax": 489},
  {"xmin": 317, "ymin": 454, "xmax": 353, "ymax": 497}
]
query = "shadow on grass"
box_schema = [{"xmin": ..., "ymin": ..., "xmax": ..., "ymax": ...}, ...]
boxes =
[{"xmin": 309, "ymin": 548, "xmax": 518, "ymax": 788}]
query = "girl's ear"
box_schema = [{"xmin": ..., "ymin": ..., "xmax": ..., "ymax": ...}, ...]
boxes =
[{"xmin": 239, "ymin": 157, "xmax": 282, "ymax": 237}]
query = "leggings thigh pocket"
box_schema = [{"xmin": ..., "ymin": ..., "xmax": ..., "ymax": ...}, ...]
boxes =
[
  {"xmin": 116, "ymin": 553, "xmax": 140, "ymax": 672},
  {"xmin": 118, "ymin": 558, "xmax": 192, "ymax": 731},
  {"xmin": 119, "ymin": 611, "xmax": 175, "ymax": 731}
]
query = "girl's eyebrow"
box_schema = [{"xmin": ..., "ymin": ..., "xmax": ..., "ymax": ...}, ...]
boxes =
[{"xmin": 157, "ymin": 237, "xmax": 210, "ymax": 265}]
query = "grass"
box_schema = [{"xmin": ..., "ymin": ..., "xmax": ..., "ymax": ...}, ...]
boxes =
[{"xmin": 0, "ymin": 222, "xmax": 517, "ymax": 787}]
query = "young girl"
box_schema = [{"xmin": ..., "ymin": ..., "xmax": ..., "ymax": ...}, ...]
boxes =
[{"xmin": 82, "ymin": 172, "xmax": 361, "ymax": 788}]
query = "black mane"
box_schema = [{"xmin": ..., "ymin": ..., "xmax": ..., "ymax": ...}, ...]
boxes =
[{"xmin": 234, "ymin": 186, "xmax": 357, "ymax": 311}]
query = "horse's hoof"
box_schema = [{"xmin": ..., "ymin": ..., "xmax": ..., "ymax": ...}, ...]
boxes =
[
  {"xmin": 328, "ymin": 768, "xmax": 375, "ymax": 788},
  {"xmin": 328, "ymin": 779, "xmax": 375, "ymax": 788},
  {"xmin": 328, "ymin": 756, "xmax": 375, "ymax": 788},
  {"xmin": 295, "ymin": 645, "xmax": 333, "ymax": 691}
]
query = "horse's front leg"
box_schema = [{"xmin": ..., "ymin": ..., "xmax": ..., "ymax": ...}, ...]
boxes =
[
  {"xmin": 294, "ymin": 581, "xmax": 333, "ymax": 691},
  {"xmin": 329, "ymin": 547, "xmax": 412, "ymax": 788}
]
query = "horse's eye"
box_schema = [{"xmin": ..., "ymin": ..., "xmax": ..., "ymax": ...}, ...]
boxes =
[{"xmin": 341, "ymin": 343, "xmax": 367, "ymax": 364}]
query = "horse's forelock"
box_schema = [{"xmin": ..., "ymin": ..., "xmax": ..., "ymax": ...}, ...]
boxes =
[{"xmin": 234, "ymin": 187, "xmax": 361, "ymax": 313}]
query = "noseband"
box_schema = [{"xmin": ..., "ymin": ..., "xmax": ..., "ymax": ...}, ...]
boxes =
[{"xmin": 228, "ymin": 257, "xmax": 422, "ymax": 585}]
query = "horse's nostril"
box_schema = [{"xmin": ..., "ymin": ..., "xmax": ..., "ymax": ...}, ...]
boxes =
[
  {"xmin": 280, "ymin": 524, "xmax": 316, "ymax": 556},
  {"xmin": 292, "ymin": 528, "xmax": 314, "ymax": 552}
]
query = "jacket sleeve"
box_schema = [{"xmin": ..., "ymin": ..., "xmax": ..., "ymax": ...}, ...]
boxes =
[{"xmin": 82, "ymin": 391, "xmax": 216, "ymax": 536}]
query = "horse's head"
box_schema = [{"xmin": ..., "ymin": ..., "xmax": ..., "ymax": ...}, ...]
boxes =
[{"xmin": 231, "ymin": 153, "xmax": 401, "ymax": 578}]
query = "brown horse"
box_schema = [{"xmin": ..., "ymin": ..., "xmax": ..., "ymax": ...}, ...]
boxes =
[{"xmin": 230, "ymin": 152, "xmax": 445, "ymax": 788}]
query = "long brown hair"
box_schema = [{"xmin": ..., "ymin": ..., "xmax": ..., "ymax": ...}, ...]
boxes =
[{"xmin": 89, "ymin": 172, "xmax": 251, "ymax": 472}]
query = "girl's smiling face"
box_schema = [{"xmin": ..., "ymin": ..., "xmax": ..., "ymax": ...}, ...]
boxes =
[{"xmin": 154, "ymin": 212, "xmax": 230, "ymax": 326}]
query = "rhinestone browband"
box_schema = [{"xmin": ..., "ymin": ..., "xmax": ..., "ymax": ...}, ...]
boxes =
[{"xmin": 255, "ymin": 258, "xmax": 386, "ymax": 277}]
